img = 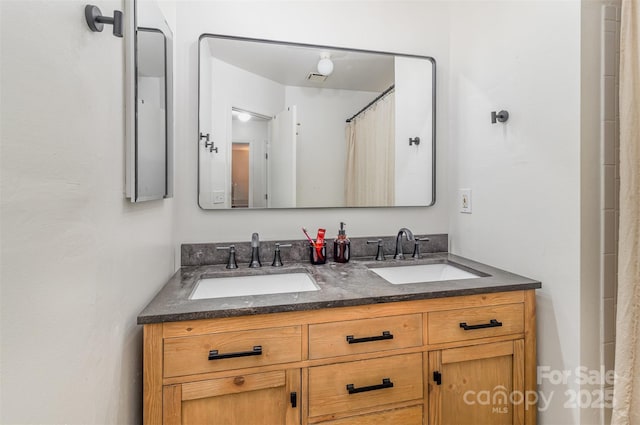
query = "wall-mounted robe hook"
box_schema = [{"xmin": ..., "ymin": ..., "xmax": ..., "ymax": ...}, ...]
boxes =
[
  {"xmin": 200, "ymin": 132, "xmax": 218, "ymax": 153},
  {"xmin": 491, "ymin": 110, "xmax": 509, "ymax": 124},
  {"xmin": 85, "ymin": 5, "xmax": 123, "ymax": 38},
  {"xmin": 409, "ymin": 137, "xmax": 421, "ymax": 146}
]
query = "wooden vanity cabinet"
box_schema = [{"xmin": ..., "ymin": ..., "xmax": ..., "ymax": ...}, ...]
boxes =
[{"xmin": 143, "ymin": 290, "xmax": 536, "ymax": 425}]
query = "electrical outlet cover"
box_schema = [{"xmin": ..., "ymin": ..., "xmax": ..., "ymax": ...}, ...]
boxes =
[
  {"xmin": 459, "ymin": 189, "xmax": 472, "ymax": 213},
  {"xmin": 212, "ymin": 191, "xmax": 225, "ymax": 204}
]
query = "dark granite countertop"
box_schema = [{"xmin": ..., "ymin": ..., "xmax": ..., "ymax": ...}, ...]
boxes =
[{"xmin": 137, "ymin": 253, "xmax": 541, "ymax": 324}]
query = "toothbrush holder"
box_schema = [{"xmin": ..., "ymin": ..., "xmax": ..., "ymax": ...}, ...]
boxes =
[{"xmin": 309, "ymin": 241, "xmax": 327, "ymax": 265}]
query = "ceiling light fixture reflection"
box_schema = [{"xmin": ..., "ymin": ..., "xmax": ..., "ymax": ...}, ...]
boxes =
[
  {"xmin": 237, "ymin": 112, "xmax": 251, "ymax": 122},
  {"xmin": 317, "ymin": 52, "xmax": 334, "ymax": 76}
]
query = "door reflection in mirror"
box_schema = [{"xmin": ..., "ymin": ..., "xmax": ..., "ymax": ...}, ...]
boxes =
[
  {"xmin": 230, "ymin": 108, "xmax": 270, "ymax": 208},
  {"xmin": 231, "ymin": 143, "xmax": 249, "ymax": 208}
]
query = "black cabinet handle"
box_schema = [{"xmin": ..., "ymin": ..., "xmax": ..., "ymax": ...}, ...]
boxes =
[
  {"xmin": 459, "ymin": 319, "xmax": 503, "ymax": 331},
  {"xmin": 346, "ymin": 331, "xmax": 394, "ymax": 344},
  {"xmin": 208, "ymin": 345, "xmax": 262, "ymax": 360},
  {"xmin": 290, "ymin": 392, "xmax": 297, "ymax": 408},
  {"xmin": 346, "ymin": 378, "xmax": 394, "ymax": 394}
]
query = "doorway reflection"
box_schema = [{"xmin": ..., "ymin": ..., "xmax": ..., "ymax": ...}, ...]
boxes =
[
  {"xmin": 231, "ymin": 143, "xmax": 249, "ymax": 208},
  {"xmin": 231, "ymin": 108, "xmax": 271, "ymax": 208}
]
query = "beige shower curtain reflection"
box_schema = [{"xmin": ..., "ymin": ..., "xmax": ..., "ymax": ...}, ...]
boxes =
[
  {"xmin": 612, "ymin": 0, "xmax": 640, "ymax": 424},
  {"xmin": 345, "ymin": 92, "xmax": 395, "ymax": 207}
]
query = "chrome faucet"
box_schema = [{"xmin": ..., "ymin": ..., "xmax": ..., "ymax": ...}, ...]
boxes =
[
  {"xmin": 249, "ymin": 232, "xmax": 261, "ymax": 268},
  {"xmin": 394, "ymin": 228, "xmax": 414, "ymax": 260}
]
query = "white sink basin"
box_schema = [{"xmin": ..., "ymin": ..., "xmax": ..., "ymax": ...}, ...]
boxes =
[
  {"xmin": 370, "ymin": 263, "xmax": 482, "ymax": 285},
  {"xmin": 190, "ymin": 272, "xmax": 319, "ymax": 300}
]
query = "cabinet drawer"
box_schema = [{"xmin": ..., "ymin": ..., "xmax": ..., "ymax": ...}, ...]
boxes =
[
  {"xmin": 428, "ymin": 303, "xmax": 524, "ymax": 345},
  {"xmin": 309, "ymin": 314, "xmax": 422, "ymax": 359},
  {"xmin": 308, "ymin": 353, "xmax": 423, "ymax": 418},
  {"xmin": 163, "ymin": 326, "xmax": 302, "ymax": 378},
  {"xmin": 318, "ymin": 405, "xmax": 423, "ymax": 425}
]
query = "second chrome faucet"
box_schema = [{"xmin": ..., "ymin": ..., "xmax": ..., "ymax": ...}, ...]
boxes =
[
  {"xmin": 249, "ymin": 232, "xmax": 261, "ymax": 268},
  {"xmin": 394, "ymin": 228, "xmax": 414, "ymax": 260}
]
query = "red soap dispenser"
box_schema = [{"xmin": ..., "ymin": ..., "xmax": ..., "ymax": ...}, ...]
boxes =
[{"xmin": 333, "ymin": 222, "xmax": 351, "ymax": 263}]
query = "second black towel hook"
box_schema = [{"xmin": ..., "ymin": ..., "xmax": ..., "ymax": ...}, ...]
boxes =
[
  {"xmin": 85, "ymin": 5, "xmax": 123, "ymax": 38},
  {"xmin": 491, "ymin": 110, "xmax": 510, "ymax": 124}
]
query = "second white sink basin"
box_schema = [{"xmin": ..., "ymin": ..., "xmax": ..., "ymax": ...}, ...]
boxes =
[
  {"xmin": 190, "ymin": 272, "xmax": 319, "ymax": 300},
  {"xmin": 370, "ymin": 263, "xmax": 482, "ymax": 285}
]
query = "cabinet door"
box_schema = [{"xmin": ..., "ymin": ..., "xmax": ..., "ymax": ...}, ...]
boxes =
[
  {"xmin": 163, "ymin": 369, "xmax": 301, "ymax": 425},
  {"xmin": 428, "ymin": 340, "xmax": 524, "ymax": 425}
]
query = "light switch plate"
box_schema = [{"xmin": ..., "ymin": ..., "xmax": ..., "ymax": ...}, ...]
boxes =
[
  {"xmin": 212, "ymin": 191, "xmax": 225, "ymax": 204},
  {"xmin": 459, "ymin": 189, "xmax": 472, "ymax": 213}
]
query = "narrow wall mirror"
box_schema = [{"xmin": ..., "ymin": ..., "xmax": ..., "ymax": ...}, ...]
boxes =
[
  {"xmin": 125, "ymin": 0, "xmax": 173, "ymax": 202},
  {"xmin": 198, "ymin": 34, "xmax": 435, "ymax": 209}
]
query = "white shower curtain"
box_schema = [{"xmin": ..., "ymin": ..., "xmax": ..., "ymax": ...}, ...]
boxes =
[
  {"xmin": 612, "ymin": 0, "xmax": 640, "ymax": 423},
  {"xmin": 345, "ymin": 92, "xmax": 395, "ymax": 207}
]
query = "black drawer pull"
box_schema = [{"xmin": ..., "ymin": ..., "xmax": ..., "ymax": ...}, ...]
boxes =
[
  {"xmin": 346, "ymin": 378, "xmax": 394, "ymax": 394},
  {"xmin": 208, "ymin": 345, "xmax": 262, "ymax": 360},
  {"xmin": 459, "ymin": 319, "xmax": 503, "ymax": 331},
  {"xmin": 346, "ymin": 331, "xmax": 394, "ymax": 344}
]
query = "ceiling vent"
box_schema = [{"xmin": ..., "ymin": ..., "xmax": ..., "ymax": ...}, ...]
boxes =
[{"xmin": 307, "ymin": 72, "xmax": 328, "ymax": 82}]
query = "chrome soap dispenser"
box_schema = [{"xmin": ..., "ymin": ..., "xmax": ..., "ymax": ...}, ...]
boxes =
[{"xmin": 333, "ymin": 222, "xmax": 351, "ymax": 263}]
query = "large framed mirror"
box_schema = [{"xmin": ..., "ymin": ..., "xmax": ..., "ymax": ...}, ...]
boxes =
[
  {"xmin": 125, "ymin": 0, "xmax": 173, "ymax": 202},
  {"xmin": 198, "ymin": 34, "xmax": 435, "ymax": 209}
]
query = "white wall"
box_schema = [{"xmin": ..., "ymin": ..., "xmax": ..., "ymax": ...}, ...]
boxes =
[
  {"xmin": 0, "ymin": 1, "xmax": 175, "ymax": 423},
  {"xmin": 446, "ymin": 1, "xmax": 604, "ymax": 424},
  {"xmin": 175, "ymin": 1, "xmax": 451, "ymax": 246},
  {"xmin": 285, "ymin": 86, "xmax": 379, "ymax": 207}
]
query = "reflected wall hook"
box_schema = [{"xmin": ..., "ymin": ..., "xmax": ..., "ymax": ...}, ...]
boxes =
[
  {"xmin": 491, "ymin": 110, "xmax": 509, "ymax": 124},
  {"xmin": 85, "ymin": 5, "xmax": 123, "ymax": 38},
  {"xmin": 409, "ymin": 137, "xmax": 421, "ymax": 146},
  {"xmin": 200, "ymin": 132, "xmax": 218, "ymax": 153}
]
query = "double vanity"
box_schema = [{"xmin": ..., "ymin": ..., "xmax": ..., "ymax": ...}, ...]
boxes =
[{"xmin": 139, "ymin": 233, "xmax": 540, "ymax": 425}]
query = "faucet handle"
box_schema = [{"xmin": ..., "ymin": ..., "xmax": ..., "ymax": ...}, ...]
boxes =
[
  {"xmin": 367, "ymin": 239, "xmax": 385, "ymax": 261},
  {"xmin": 216, "ymin": 245, "xmax": 238, "ymax": 269},
  {"xmin": 412, "ymin": 238, "xmax": 430, "ymax": 259},
  {"xmin": 272, "ymin": 243, "xmax": 292, "ymax": 267}
]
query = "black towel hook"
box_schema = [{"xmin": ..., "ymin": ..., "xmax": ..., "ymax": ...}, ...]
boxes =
[
  {"xmin": 491, "ymin": 110, "xmax": 510, "ymax": 124},
  {"xmin": 85, "ymin": 5, "xmax": 123, "ymax": 38}
]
